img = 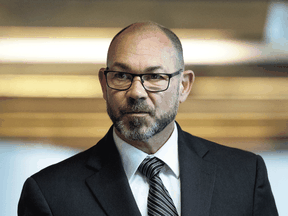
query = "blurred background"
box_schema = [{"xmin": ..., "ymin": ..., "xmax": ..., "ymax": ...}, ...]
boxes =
[{"xmin": 0, "ymin": 0, "xmax": 287, "ymax": 215}]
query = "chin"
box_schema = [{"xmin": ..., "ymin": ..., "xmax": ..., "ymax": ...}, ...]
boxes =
[{"xmin": 115, "ymin": 119, "xmax": 159, "ymax": 141}]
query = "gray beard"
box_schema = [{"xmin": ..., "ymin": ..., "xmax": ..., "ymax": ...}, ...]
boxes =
[{"xmin": 106, "ymin": 98, "xmax": 178, "ymax": 141}]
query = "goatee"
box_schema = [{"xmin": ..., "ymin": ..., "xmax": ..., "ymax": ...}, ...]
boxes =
[{"xmin": 106, "ymin": 98, "xmax": 178, "ymax": 141}]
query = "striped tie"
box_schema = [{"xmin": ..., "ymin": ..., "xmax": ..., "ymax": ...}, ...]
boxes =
[{"xmin": 138, "ymin": 157, "xmax": 179, "ymax": 216}]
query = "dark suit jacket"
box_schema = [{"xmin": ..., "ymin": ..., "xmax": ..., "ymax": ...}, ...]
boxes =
[{"xmin": 18, "ymin": 123, "xmax": 278, "ymax": 216}]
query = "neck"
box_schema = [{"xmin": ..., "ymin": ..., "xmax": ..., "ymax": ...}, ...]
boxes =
[{"xmin": 115, "ymin": 121, "xmax": 175, "ymax": 154}]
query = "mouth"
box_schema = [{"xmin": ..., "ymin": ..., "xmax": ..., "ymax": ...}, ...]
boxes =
[
  {"xmin": 125, "ymin": 112, "xmax": 149, "ymax": 115},
  {"xmin": 123, "ymin": 111, "xmax": 151, "ymax": 117}
]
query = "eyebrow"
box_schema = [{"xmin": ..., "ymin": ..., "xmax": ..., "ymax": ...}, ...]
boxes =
[
  {"xmin": 145, "ymin": 66, "xmax": 164, "ymax": 73},
  {"xmin": 111, "ymin": 62, "xmax": 130, "ymax": 71},
  {"xmin": 109, "ymin": 62, "xmax": 165, "ymax": 73}
]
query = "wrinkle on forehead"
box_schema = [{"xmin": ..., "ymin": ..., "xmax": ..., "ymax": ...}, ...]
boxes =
[{"xmin": 113, "ymin": 36, "xmax": 173, "ymax": 56}]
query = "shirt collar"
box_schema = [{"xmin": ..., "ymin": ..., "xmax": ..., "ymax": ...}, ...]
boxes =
[{"xmin": 113, "ymin": 122, "xmax": 179, "ymax": 182}]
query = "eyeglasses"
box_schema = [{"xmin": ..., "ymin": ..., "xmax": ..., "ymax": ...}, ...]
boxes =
[{"xmin": 104, "ymin": 69, "xmax": 182, "ymax": 92}]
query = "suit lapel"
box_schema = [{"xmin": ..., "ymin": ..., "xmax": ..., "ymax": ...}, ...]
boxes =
[
  {"xmin": 85, "ymin": 127, "xmax": 141, "ymax": 216},
  {"xmin": 177, "ymin": 124, "xmax": 217, "ymax": 216}
]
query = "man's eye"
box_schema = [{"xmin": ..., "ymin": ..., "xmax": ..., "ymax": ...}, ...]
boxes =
[
  {"xmin": 114, "ymin": 72, "xmax": 128, "ymax": 79},
  {"xmin": 148, "ymin": 74, "xmax": 166, "ymax": 80},
  {"xmin": 150, "ymin": 74, "xmax": 160, "ymax": 79}
]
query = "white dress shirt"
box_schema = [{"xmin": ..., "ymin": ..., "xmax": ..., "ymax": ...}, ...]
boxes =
[{"xmin": 113, "ymin": 122, "xmax": 181, "ymax": 216}]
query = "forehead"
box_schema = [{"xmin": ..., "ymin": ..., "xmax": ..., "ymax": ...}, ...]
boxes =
[{"xmin": 107, "ymin": 28, "xmax": 177, "ymax": 72}]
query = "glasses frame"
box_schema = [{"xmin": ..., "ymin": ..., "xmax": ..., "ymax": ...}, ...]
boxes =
[{"xmin": 104, "ymin": 68, "xmax": 183, "ymax": 93}]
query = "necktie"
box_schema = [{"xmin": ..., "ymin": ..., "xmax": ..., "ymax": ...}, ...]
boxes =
[{"xmin": 138, "ymin": 157, "xmax": 179, "ymax": 216}]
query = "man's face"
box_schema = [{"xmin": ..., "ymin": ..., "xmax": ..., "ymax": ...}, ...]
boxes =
[{"xmin": 102, "ymin": 29, "xmax": 181, "ymax": 142}]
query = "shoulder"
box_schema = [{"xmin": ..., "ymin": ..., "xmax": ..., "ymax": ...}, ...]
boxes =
[
  {"xmin": 30, "ymin": 127, "xmax": 115, "ymax": 182},
  {"xmin": 179, "ymin": 128, "xmax": 260, "ymax": 167},
  {"xmin": 30, "ymin": 145, "xmax": 96, "ymax": 184},
  {"xmin": 180, "ymin": 130, "xmax": 267, "ymax": 182}
]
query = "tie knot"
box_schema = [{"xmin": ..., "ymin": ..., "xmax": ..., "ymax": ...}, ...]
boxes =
[{"xmin": 138, "ymin": 157, "xmax": 165, "ymax": 179}]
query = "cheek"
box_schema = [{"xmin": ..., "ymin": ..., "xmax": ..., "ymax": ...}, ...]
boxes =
[
  {"xmin": 160, "ymin": 84, "xmax": 180, "ymax": 108},
  {"xmin": 153, "ymin": 93, "xmax": 178, "ymax": 114},
  {"xmin": 107, "ymin": 91, "xmax": 126, "ymax": 108},
  {"xmin": 159, "ymin": 95, "xmax": 178, "ymax": 109}
]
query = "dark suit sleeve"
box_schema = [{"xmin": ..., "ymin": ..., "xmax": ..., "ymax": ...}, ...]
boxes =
[
  {"xmin": 18, "ymin": 177, "xmax": 53, "ymax": 216},
  {"xmin": 253, "ymin": 155, "xmax": 278, "ymax": 216}
]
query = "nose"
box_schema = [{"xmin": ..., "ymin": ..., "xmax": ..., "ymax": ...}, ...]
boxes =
[{"xmin": 126, "ymin": 76, "xmax": 148, "ymax": 99}]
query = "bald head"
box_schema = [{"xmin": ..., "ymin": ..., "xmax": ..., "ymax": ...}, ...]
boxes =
[{"xmin": 107, "ymin": 22, "xmax": 184, "ymax": 70}]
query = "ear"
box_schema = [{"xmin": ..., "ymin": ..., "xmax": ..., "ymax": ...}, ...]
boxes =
[
  {"xmin": 98, "ymin": 68, "xmax": 107, "ymax": 101},
  {"xmin": 179, "ymin": 70, "xmax": 195, "ymax": 103}
]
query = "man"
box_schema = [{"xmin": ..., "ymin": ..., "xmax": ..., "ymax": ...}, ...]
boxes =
[{"xmin": 18, "ymin": 22, "xmax": 278, "ymax": 216}]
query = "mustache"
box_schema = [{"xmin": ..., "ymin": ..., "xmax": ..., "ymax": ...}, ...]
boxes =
[{"xmin": 119, "ymin": 101, "xmax": 154, "ymax": 115}]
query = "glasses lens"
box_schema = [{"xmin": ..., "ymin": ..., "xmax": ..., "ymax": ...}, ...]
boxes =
[
  {"xmin": 106, "ymin": 72, "xmax": 170, "ymax": 92},
  {"xmin": 142, "ymin": 74, "xmax": 169, "ymax": 91},
  {"xmin": 107, "ymin": 72, "xmax": 132, "ymax": 90}
]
